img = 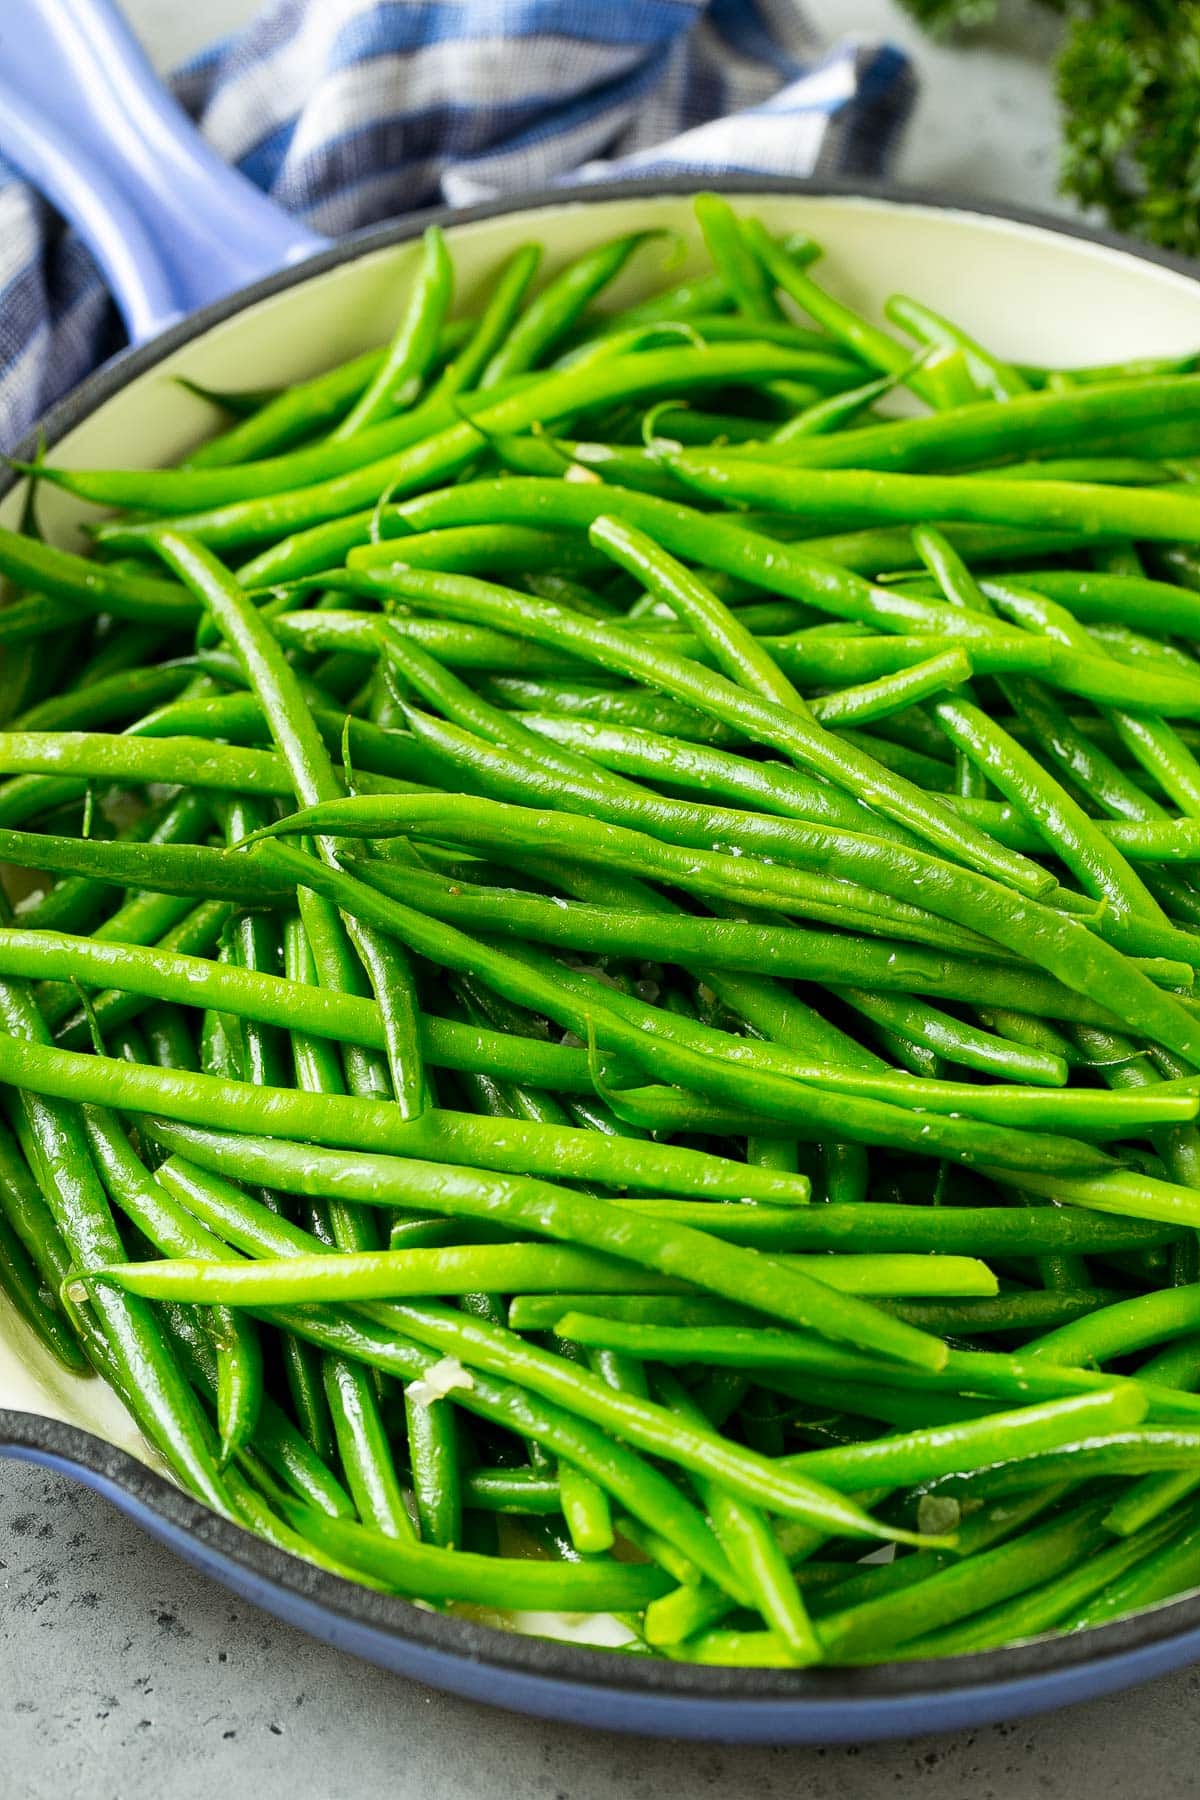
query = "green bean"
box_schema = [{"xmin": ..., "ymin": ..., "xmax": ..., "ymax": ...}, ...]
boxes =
[
  {"xmin": 184, "ymin": 349, "xmax": 386, "ymax": 467},
  {"xmin": 94, "ymin": 345, "xmax": 848, "ymax": 554},
  {"xmin": 75, "ymin": 619, "xmax": 177, "ymax": 688},
  {"xmin": 156, "ymin": 1159, "xmax": 732, "ymax": 1588},
  {"xmin": 148, "ymin": 1293, "xmax": 354, "ymax": 1520},
  {"xmin": 0, "ymin": 980, "xmax": 230, "ymax": 1515},
  {"xmin": 197, "ymin": 889, "xmax": 336, "ymax": 1474},
  {"xmin": 254, "ymin": 781, "xmax": 1010, "ymax": 952},
  {"xmin": 971, "ymin": 576, "xmax": 1200, "ymax": 878},
  {"xmin": 1012, "ymin": 569, "xmax": 1200, "ymax": 636},
  {"xmin": 0, "ymin": 1112, "xmax": 74, "ymax": 1305},
  {"xmin": 1024, "ymin": 1285, "xmax": 1200, "ymax": 1367},
  {"xmin": 580, "ymin": 513, "xmax": 1053, "ymax": 893},
  {"xmin": 815, "ymin": 1497, "xmax": 1112, "ymax": 1661},
  {"xmin": 809, "ymin": 650, "xmax": 974, "ymax": 726},
  {"xmin": 885, "ymin": 293, "xmax": 1030, "ymax": 402},
  {"xmin": 1020, "ymin": 351, "xmax": 1200, "ymax": 386},
  {"xmin": 152, "ymin": 1161, "xmax": 929, "ymax": 1552},
  {"xmin": 187, "ymin": 308, "xmax": 469, "ymax": 450},
  {"xmin": 770, "ymin": 366, "xmax": 916, "ymax": 444},
  {"xmin": 0, "ymin": 593, "xmax": 86, "ymax": 648},
  {"xmin": 489, "ymin": 430, "xmax": 705, "ymax": 500},
  {"xmin": 95, "ymin": 1244, "xmax": 685, "ymax": 1303},
  {"xmin": 0, "ymin": 527, "xmax": 196, "ymax": 625},
  {"xmin": 377, "ymin": 523, "xmax": 610, "ymax": 579},
  {"xmin": 661, "ymin": 1628, "xmax": 811, "ymax": 1666},
  {"xmin": 884, "ymin": 1291, "xmax": 1125, "ymax": 1335},
  {"xmin": 694, "ymin": 197, "xmax": 785, "ymax": 324},
  {"xmin": 525, "ymin": 1201, "xmax": 1176, "ymax": 1254},
  {"xmin": 153, "ymin": 532, "xmax": 428, "ymax": 1120},
  {"xmin": 914, "ymin": 1434, "xmax": 1200, "ymax": 1503},
  {"xmin": 222, "ymin": 809, "xmax": 291, "ymax": 1093},
  {"xmin": 569, "ymin": 1318, "xmax": 1150, "ymax": 1460},
  {"xmin": 11, "ymin": 664, "xmax": 193, "ymax": 733},
  {"xmin": 0, "ymin": 1196, "xmax": 86, "ymax": 1371},
  {"xmin": 898, "ymin": 1508, "xmax": 1185, "ymax": 1657},
  {"xmin": 254, "ymin": 839, "xmax": 1129, "ymax": 1171},
  {"xmin": 500, "ymin": 964, "xmax": 1164, "ymax": 1141},
  {"xmin": 0, "ymin": 836, "xmax": 290, "ymax": 925},
  {"xmin": 510, "ymin": 1294, "xmax": 746, "ymax": 1329},
  {"xmin": 555, "ymin": 1458, "xmax": 613, "ymax": 1557},
  {"xmin": 406, "ymin": 1373, "xmax": 467, "ymax": 1550},
  {"xmin": 28, "ymin": 394, "xmax": 476, "ymax": 514},
  {"xmin": 49, "ymin": 901, "xmax": 232, "ymax": 1048},
  {"xmin": 931, "ymin": 699, "xmax": 1173, "ymax": 940},
  {"xmin": 460, "ymin": 1467, "xmax": 561, "ymax": 1514},
  {"xmin": 780, "ymin": 1387, "xmax": 1145, "ymax": 1491},
  {"xmin": 723, "ymin": 1360, "xmax": 997, "ymax": 1434},
  {"xmin": 253, "ymin": 779, "xmax": 1200, "ymax": 1073},
  {"xmin": 275, "ymin": 1505, "xmax": 674, "ymax": 1610},
  {"xmin": 93, "ymin": 1244, "xmax": 997, "ymax": 1305},
  {"xmin": 81, "ymin": 1104, "xmax": 264, "ymax": 1465},
  {"xmin": 0, "ymin": 924, "xmax": 626, "ymax": 1091},
  {"xmin": 657, "ymin": 1367, "xmax": 819, "ymax": 1662},
  {"xmin": 1104, "ymin": 1463, "xmax": 1200, "ymax": 1540},
  {"xmin": 4, "ymin": 1020, "xmax": 823, "ymax": 1205},
  {"xmin": 549, "ymin": 1313, "xmax": 1176, "ymax": 1417},
  {"xmin": 806, "ymin": 1486, "xmax": 1065, "ymax": 1620},
  {"xmin": 669, "ymin": 451, "xmax": 1200, "ymax": 544},
  {"xmin": 752, "ymin": 375, "xmax": 1200, "ymax": 472},
  {"xmin": 436, "ymin": 243, "xmax": 542, "ymax": 395},
  {"xmin": 0, "ymin": 730, "xmax": 313, "ymax": 798},
  {"xmin": 377, "ymin": 627, "xmax": 634, "ymax": 802},
  {"xmin": 511, "ymin": 712, "xmax": 960, "ymax": 841},
  {"xmin": 0, "ymin": 634, "xmax": 57, "ymax": 728},
  {"xmin": 282, "ymin": 903, "xmax": 420, "ymax": 1531},
  {"xmin": 226, "ymin": 1482, "xmax": 382, "ymax": 1583},
  {"xmin": 375, "ymin": 477, "xmax": 1200, "ymax": 715},
  {"xmin": 1135, "ymin": 1336, "xmax": 1200, "ymax": 1390},
  {"xmin": 335, "ymin": 227, "xmax": 453, "ymax": 437},
  {"xmin": 742, "ymin": 221, "xmax": 938, "ymax": 403},
  {"xmin": 367, "ymin": 723, "xmax": 997, "ymax": 953},
  {"xmin": 320, "ymin": 1353, "xmax": 414, "ymax": 1540},
  {"xmin": 16, "ymin": 213, "xmax": 1200, "ymax": 1657},
  {"xmin": 128, "ymin": 1108, "xmax": 941, "ymax": 1369},
  {"xmin": 812, "ymin": 1141, "xmax": 863, "ymax": 1207},
  {"xmin": 1078, "ymin": 1022, "xmax": 1200, "ymax": 1292},
  {"xmin": 1070, "ymin": 1514, "xmax": 1200, "ymax": 1629},
  {"xmin": 604, "ymin": 271, "xmax": 733, "ymax": 329},
  {"xmin": 483, "ymin": 233, "xmax": 666, "ymax": 384},
  {"xmin": 488, "ymin": 679, "xmax": 745, "ymax": 742},
  {"xmin": 360, "ymin": 1302, "xmax": 942, "ymax": 1541},
  {"xmin": 282, "ymin": 908, "xmax": 378, "ymax": 1142},
  {"xmin": 985, "ymin": 1163, "xmax": 1200, "ymax": 1233},
  {"xmin": 829, "ymin": 987, "xmax": 1068, "ymax": 1085}
]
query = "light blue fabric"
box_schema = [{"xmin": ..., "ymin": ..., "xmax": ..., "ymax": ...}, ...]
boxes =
[{"xmin": 0, "ymin": 0, "xmax": 913, "ymax": 444}]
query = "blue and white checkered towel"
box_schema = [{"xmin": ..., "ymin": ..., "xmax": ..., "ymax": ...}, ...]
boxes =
[{"xmin": 0, "ymin": 0, "xmax": 913, "ymax": 446}]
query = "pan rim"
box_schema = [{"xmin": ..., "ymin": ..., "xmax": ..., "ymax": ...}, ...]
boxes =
[{"xmin": 6, "ymin": 171, "xmax": 1200, "ymax": 1711}]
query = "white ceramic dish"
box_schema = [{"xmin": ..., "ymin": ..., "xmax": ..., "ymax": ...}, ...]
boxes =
[{"xmin": 7, "ymin": 179, "xmax": 1200, "ymax": 1740}]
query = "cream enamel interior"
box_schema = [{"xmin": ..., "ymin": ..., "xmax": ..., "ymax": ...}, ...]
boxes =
[{"xmin": 5, "ymin": 187, "xmax": 1200, "ymax": 1476}]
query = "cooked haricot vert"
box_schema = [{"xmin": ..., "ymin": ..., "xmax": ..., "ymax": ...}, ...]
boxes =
[{"xmin": 13, "ymin": 196, "xmax": 1200, "ymax": 1666}]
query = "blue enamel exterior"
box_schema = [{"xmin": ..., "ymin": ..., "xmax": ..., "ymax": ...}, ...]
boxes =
[{"xmin": 6, "ymin": 1426, "xmax": 1200, "ymax": 1742}]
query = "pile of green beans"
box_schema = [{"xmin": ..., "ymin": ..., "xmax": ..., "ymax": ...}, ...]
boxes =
[{"xmin": 10, "ymin": 194, "xmax": 1200, "ymax": 1669}]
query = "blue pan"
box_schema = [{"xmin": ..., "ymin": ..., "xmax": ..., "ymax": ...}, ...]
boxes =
[{"xmin": 6, "ymin": 0, "xmax": 1200, "ymax": 1742}]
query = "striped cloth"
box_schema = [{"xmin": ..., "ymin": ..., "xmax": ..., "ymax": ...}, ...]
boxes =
[{"xmin": 0, "ymin": 0, "xmax": 914, "ymax": 446}]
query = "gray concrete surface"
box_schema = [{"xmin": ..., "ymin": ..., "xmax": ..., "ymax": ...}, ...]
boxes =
[
  {"xmin": 6, "ymin": 5, "xmax": 1176, "ymax": 1795},
  {"xmin": 8, "ymin": 1462, "xmax": 1200, "ymax": 1800}
]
